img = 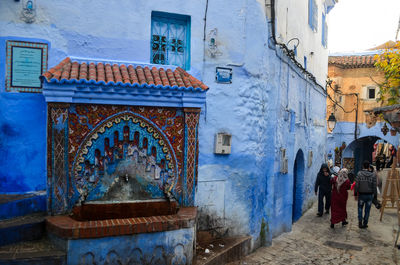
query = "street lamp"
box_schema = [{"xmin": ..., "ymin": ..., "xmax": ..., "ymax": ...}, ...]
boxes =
[{"xmin": 327, "ymin": 113, "xmax": 336, "ymax": 131}]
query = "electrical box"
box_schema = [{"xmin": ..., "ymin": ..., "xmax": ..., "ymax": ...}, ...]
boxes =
[{"xmin": 214, "ymin": 133, "xmax": 231, "ymax": 154}]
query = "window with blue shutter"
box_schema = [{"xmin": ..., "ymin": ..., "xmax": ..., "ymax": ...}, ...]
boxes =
[
  {"xmin": 322, "ymin": 13, "xmax": 328, "ymax": 47},
  {"xmin": 151, "ymin": 11, "xmax": 191, "ymax": 70},
  {"xmin": 308, "ymin": 0, "xmax": 318, "ymax": 32}
]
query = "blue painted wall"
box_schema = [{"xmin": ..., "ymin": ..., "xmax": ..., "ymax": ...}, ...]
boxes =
[
  {"xmin": 1, "ymin": 0, "xmax": 330, "ymax": 250},
  {"xmin": 56, "ymin": 228, "xmax": 194, "ymax": 265},
  {"xmin": 0, "ymin": 37, "xmax": 48, "ymax": 193}
]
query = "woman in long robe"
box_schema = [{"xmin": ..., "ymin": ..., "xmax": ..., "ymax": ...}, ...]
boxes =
[{"xmin": 330, "ymin": 168, "xmax": 351, "ymax": 228}]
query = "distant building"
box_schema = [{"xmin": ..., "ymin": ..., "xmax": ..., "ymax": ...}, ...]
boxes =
[{"xmin": 327, "ymin": 43, "xmax": 399, "ymax": 174}]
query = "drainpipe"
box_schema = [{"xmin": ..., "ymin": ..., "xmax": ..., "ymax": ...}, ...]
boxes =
[{"xmin": 354, "ymin": 93, "xmax": 359, "ymax": 140}]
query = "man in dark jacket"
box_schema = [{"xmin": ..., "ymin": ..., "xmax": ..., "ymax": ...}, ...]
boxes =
[
  {"xmin": 315, "ymin": 164, "xmax": 332, "ymax": 217},
  {"xmin": 355, "ymin": 161, "xmax": 377, "ymax": 228}
]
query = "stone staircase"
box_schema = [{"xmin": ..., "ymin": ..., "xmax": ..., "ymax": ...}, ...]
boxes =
[
  {"xmin": 0, "ymin": 194, "xmax": 66, "ymax": 264},
  {"xmin": 194, "ymin": 235, "xmax": 252, "ymax": 265}
]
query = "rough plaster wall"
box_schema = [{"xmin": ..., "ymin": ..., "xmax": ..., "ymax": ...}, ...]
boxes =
[
  {"xmin": 0, "ymin": 0, "xmax": 328, "ymax": 246},
  {"xmin": 275, "ymin": 0, "xmax": 330, "ymax": 85},
  {"xmin": 196, "ymin": 0, "xmax": 274, "ymax": 245},
  {"xmin": 196, "ymin": 0, "xmax": 328, "ymax": 246}
]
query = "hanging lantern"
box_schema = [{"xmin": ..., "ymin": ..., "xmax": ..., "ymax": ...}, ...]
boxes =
[{"xmin": 381, "ymin": 123, "xmax": 389, "ymax": 136}]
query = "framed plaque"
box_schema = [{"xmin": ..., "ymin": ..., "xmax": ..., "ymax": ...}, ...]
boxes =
[{"xmin": 6, "ymin": 41, "xmax": 48, "ymax": 93}]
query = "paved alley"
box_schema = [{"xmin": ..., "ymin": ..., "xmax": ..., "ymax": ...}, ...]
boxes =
[{"xmin": 229, "ymin": 195, "xmax": 400, "ymax": 265}]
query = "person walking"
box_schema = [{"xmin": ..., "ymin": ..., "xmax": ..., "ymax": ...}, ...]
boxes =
[
  {"xmin": 330, "ymin": 168, "xmax": 351, "ymax": 228},
  {"xmin": 368, "ymin": 165, "xmax": 382, "ymax": 210},
  {"xmin": 355, "ymin": 161, "xmax": 377, "ymax": 229},
  {"xmin": 315, "ymin": 164, "xmax": 332, "ymax": 217}
]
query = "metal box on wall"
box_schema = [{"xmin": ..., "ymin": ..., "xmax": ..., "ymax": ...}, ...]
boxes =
[{"xmin": 214, "ymin": 133, "xmax": 231, "ymax": 154}]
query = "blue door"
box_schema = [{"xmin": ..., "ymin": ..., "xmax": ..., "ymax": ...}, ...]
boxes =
[{"xmin": 292, "ymin": 150, "xmax": 305, "ymax": 222}]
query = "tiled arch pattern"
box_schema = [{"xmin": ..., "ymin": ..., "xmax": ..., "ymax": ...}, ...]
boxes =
[{"xmin": 47, "ymin": 104, "xmax": 188, "ymax": 214}]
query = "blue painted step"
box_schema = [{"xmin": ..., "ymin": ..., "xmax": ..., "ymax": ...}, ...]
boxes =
[
  {"xmin": 0, "ymin": 214, "xmax": 45, "ymax": 247},
  {"xmin": 0, "ymin": 193, "xmax": 46, "ymax": 220},
  {"xmin": 0, "ymin": 239, "xmax": 66, "ymax": 265}
]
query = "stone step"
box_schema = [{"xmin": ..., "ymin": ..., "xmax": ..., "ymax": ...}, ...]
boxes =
[
  {"xmin": 0, "ymin": 214, "xmax": 45, "ymax": 247},
  {"xmin": 194, "ymin": 236, "xmax": 252, "ymax": 265},
  {"xmin": 0, "ymin": 239, "xmax": 65, "ymax": 265},
  {"xmin": 0, "ymin": 193, "xmax": 46, "ymax": 220}
]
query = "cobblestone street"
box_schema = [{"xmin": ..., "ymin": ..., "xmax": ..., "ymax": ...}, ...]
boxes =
[{"xmin": 229, "ymin": 195, "xmax": 400, "ymax": 265}]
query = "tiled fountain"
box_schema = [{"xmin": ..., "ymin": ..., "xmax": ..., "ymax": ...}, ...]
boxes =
[{"xmin": 41, "ymin": 57, "xmax": 208, "ymax": 264}]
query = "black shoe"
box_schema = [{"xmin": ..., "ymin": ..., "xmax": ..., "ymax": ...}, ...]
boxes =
[
  {"xmin": 330, "ymin": 223, "xmax": 334, "ymax": 229},
  {"xmin": 359, "ymin": 221, "xmax": 363, "ymax": 228},
  {"xmin": 325, "ymin": 210, "xmax": 329, "ymax": 215},
  {"xmin": 363, "ymin": 223, "xmax": 368, "ymax": 228},
  {"xmin": 376, "ymin": 203, "xmax": 382, "ymax": 210},
  {"xmin": 317, "ymin": 212, "xmax": 323, "ymax": 217},
  {"xmin": 342, "ymin": 221, "xmax": 348, "ymax": 226}
]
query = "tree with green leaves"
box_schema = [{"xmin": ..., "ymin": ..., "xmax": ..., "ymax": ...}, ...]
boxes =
[{"xmin": 374, "ymin": 41, "xmax": 400, "ymax": 105}]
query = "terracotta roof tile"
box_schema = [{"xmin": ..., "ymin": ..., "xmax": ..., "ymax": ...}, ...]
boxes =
[
  {"xmin": 120, "ymin": 65, "xmax": 130, "ymax": 84},
  {"xmin": 166, "ymin": 69, "xmax": 176, "ymax": 87},
  {"xmin": 60, "ymin": 62, "xmax": 71, "ymax": 80},
  {"xmin": 328, "ymin": 55, "xmax": 377, "ymax": 68},
  {"xmin": 151, "ymin": 67, "xmax": 162, "ymax": 86},
  {"xmin": 97, "ymin": 63, "xmax": 105, "ymax": 82},
  {"xmin": 143, "ymin": 67, "xmax": 154, "ymax": 85},
  {"xmin": 105, "ymin": 64, "xmax": 113, "ymax": 83},
  {"xmin": 79, "ymin": 63, "xmax": 88, "ymax": 80},
  {"xmin": 70, "ymin": 62, "xmax": 80, "ymax": 79},
  {"xmin": 127, "ymin": 65, "xmax": 139, "ymax": 84},
  {"xmin": 112, "ymin": 64, "xmax": 122, "ymax": 83},
  {"xmin": 42, "ymin": 57, "xmax": 208, "ymax": 91},
  {"xmin": 88, "ymin": 63, "xmax": 96, "ymax": 81}
]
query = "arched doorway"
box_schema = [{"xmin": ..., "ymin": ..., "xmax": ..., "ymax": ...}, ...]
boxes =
[
  {"xmin": 342, "ymin": 136, "xmax": 397, "ymax": 175},
  {"xmin": 292, "ymin": 149, "xmax": 305, "ymax": 222}
]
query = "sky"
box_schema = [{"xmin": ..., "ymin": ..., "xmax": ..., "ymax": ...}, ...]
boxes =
[{"xmin": 328, "ymin": 0, "xmax": 400, "ymax": 53}]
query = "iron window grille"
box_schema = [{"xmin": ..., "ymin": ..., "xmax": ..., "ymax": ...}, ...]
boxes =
[{"xmin": 151, "ymin": 11, "xmax": 191, "ymax": 70}]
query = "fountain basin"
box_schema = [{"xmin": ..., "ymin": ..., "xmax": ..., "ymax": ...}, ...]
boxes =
[
  {"xmin": 46, "ymin": 202, "xmax": 195, "ymax": 239},
  {"xmin": 46, "ymin": 201, "xmax": 197, "ymax": 264}
]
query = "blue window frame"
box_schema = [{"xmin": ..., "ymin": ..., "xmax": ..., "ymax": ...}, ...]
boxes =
[
  {"xmin": 322, "ymin": 13, "xmax": 328, "ymax": 48},
  {"xmin": 308, "ymin": 0, "xmax": 318, "ymax": 32},
  {"xmin": 151, "ymin": 11, "xmax": 191, "ymax": 70}
]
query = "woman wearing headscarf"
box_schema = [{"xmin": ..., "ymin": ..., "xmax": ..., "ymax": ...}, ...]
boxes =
[
  {"xmin": 330, "ymin": 168, "xmax": 351, "ymax": 228},
  {"xmin": 315, "ymin": 164, "xmax": 332, "ymax": 217}
]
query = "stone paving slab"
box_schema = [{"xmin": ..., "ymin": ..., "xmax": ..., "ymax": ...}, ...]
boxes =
[{"xmin": 228, "ymin": 195, "xmax": 400, "ymax": 265}]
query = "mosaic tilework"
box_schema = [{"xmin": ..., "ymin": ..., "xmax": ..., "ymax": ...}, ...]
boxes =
[
  {"xmin": 49, "ymin": 106, "xmax": 69, "ymax": 214},
  {"xmin": 183, "ymin": 108, "xmax": 200, "ymax": 206},
  {"xmin": 6, "ymin": 41, "xmax": 48, "ymax": 93},
  {"xmin": 48, "ymin": 104, "xmax": 188, "ymax": 213},
  {"xmin": 72, "ymin": 112, "xmax": 178, "ymax": 202}
]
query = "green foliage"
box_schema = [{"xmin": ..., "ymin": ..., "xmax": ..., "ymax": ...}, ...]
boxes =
[{"xmin": 374, "ymin": 41, "xmax": 400, "ymax": 105}]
